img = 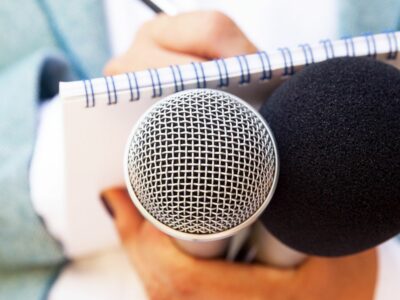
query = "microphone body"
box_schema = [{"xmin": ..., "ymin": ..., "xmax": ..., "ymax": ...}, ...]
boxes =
[
  {"xmin": 175, "ymin": 238, "xmax": 234, "ymax": 259},
  {"xmin": 254, "ymin": 57, "xmax": 400, "ymax": 266},
  {"xmin": 124, "ymin": 89, "xmax": 279, "ymax": 258}
]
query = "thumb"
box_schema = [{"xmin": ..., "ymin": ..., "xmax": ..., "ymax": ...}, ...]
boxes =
[{"xmin": 100, "ymin": 187, "xmax": 144, "ymax": 243}]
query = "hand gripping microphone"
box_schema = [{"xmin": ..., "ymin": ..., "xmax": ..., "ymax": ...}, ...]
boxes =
[
  {"xmin": 124, "ymin": 89, "xmax": 278, "ymax": 258},
  {"xmin": 252, "ymin": 57, "xmax": 400, "ymax": 267}
]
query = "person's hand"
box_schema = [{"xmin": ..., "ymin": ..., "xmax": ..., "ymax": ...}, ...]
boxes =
[
  {"xmin": 101, "ymin": 187, "xmax": 377, "ymax": 300},
  {"xmin": 104, "ymin": 11, "xmax": 257, "ymax": 75}
]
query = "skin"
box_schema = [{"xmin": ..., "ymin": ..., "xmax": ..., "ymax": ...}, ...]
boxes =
[
  {"xmin": 102, "ymin": 187, "xmax": 377, "ymax": 300},
  {"xmin": 102, "ymin": 11, "xmax": 378, "ymax": 300},
  {"xmin": 104, "ymin": 11, "xmax": 257, "ymax": 74}
]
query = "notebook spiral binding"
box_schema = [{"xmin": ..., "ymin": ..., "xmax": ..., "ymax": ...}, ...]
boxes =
[
  {"xmin": 77, "ymin": 31, "xmax": 399, "ymax": 108},
  {"xmin": 278, "ymin": 47, "xmax": 295, "ymax": 76},
  {"xmin": 148, "ymin": 68, "xmax": 162, "ymax": 98},
  {"xmin": 236, "ymin": 55, "xmax": 251, "ymax": 84},
  {"xmin": 169, "ymin": 65, "xmax": 185, "ymax": 93},
  {"xmin": 363, "ymin": 33, "xmax": 377, "ymax": 58},
  {"xmin": 257, "ymin": 51, "xmax": 272, "ymax": 80},
  {"xmin": 126, "ymin": 72, "xmax": 140, "ymax": 101},
  {"xmin": 214, "ymin": 58, "xmax": 230, "ymax": 87},
  {"xmin": 385, "ymin": 31, "xmax": 398, "ymax": 59},
  {"xmin": 298, "ymin": 44, "xmax": 314, "ymax": 66},
  {"xmin": 83, "ymin": 79, "xmax": 95, "ymax": 108},
  {"xmin": 342, "ymin": 36, "xmax": 356, "ymax": 57},
  {"xmin": 191, "ymin": 62, "xmax": 207, "ymax": 89},
  {"xmin": 105, "ymin": 76, "xmax": 118, "ymax": 105},
  {"xmin": 320, "ymin": 39, "xmax": 335, "ymax": 59}
]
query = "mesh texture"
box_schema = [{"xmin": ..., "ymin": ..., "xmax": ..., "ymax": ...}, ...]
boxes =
[{"xmin": 127, "ymin": 89, "xmax": 276, "ymax": 234}]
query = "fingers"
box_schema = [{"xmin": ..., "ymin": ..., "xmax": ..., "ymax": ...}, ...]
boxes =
[
  {"xmin": 148, "ymin": 11, "xmax": 258, "ymax": 58},
  {"xmin": 104, "ymin": 10, "xmax": 257, "ymax": 76},
  {"xmin": 101, "ymin": 187, "xmax": 144, "ymax": 243},
  {"xmin": 104, "ymin": 45, "xmax": 204, "ymax": 75},
  {"xmin": 99, "ymin": 188, "xmax": 292, "ymax": 299},
  {"xmin": 293, "ymin": 249, "xmax": 378, "ymax": 300},
  {"xmin": 155, "ymin": 256, "xmax": 294, "ymax": 299}
]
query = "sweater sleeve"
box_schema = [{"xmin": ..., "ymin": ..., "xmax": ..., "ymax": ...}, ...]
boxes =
[
  {"xmin": 0, "ymin": 50, "xmax": 68, "ymax": 300},
  {"xmin": 339, "ymin": 0, "xmax": 400, "ymax": 36}
]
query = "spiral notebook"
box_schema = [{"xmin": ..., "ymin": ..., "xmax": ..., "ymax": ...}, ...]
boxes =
[{"xmin": 61, "ymin": 31, "xmax": 400, "ymax": 257}]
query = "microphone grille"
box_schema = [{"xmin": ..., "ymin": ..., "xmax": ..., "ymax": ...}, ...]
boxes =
[{"xmin": 125, "ymin": 89, "xmax": 277, "ymax": 237}]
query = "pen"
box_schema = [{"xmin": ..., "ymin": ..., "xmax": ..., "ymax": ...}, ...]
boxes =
[{"xmin": 140, "ymin": 0, "xmax": 178, "ymax": 15}]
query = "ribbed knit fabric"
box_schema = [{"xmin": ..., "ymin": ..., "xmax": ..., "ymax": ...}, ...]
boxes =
[{"xmin": 0, "ymin": 1, "xmax": 110, "ymax": 299}]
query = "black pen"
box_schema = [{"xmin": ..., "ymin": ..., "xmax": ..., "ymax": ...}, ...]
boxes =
[{"xmin": 140, "ymin": 0, "xmax": 178, "ymax": 15}]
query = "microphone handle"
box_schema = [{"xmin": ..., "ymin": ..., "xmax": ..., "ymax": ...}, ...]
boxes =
[
  {"xmin": 171, "ymin": 223, "xmax": 305, "ymax": 267},
  {"xmin": 249, "ymin": 222, "xmax": 306, "ymax": 268},
  {"xmin": 174, "ymin": 238, "xmax": 231, "ymax": 259}
]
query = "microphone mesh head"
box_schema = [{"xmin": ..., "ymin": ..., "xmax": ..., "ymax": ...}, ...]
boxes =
[{"xmin": 125, "ymin": 89, "xmax": 277, "ymax": 238}]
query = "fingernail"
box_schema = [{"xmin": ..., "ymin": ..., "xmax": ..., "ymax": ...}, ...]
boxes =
[{"xmin": 100, "ymin": 193, "xmax": 115, "ymax": 219}]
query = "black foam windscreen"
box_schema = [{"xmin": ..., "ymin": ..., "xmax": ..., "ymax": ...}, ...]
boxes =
[{"xmin": 259, "ymin": 57, "xmax": 400, "ymax": 256}]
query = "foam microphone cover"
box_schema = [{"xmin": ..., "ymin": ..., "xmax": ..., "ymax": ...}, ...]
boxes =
[{"xmin": 260, "ymin": 57, "xmax": 400, "ymax": 256}]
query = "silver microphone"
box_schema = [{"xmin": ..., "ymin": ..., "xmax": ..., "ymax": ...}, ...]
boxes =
[{"xmin": 124, "ymin": 89, "xmax": 278, "ymax": 259}]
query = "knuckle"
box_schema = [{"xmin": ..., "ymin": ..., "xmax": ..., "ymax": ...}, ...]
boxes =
[
  {"xmin": 103, "ymin": 61, "xmax": 116, "ymax": 76},
  {"xmin": 142, "ymin": 251, "xmax": 198, "ymax": 299},
  {"xmin": 146, "ymin": 281, "xmax": 174, "ymax": 300},
  {"xmin": 136, "ymin": 19, "xmax": 153, "ymax": 37},
  {"xmin": 117, "ymin": 221, "xmax": 135, "ymax": 243},
  {"xmin": 203, "ymin": 11, "xmax": 235, "ymax": 38},
  {"xmin": 103, "ymin": 56, "xmax": 124, "ymax": 76},
  {"xmin": 207, "ymin": 10, "xmax": 234, "ymax": 28},
  {"xmin": 146, "ymin": 289, "xmax": 160, "ymax": 300},
  {"xmin": 146, "ymin": 286, "xmax": 166, "ymax": 300},
  {"xmin": 168, "ymin": 265, "xmax": 196, "ymax": 297}
]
